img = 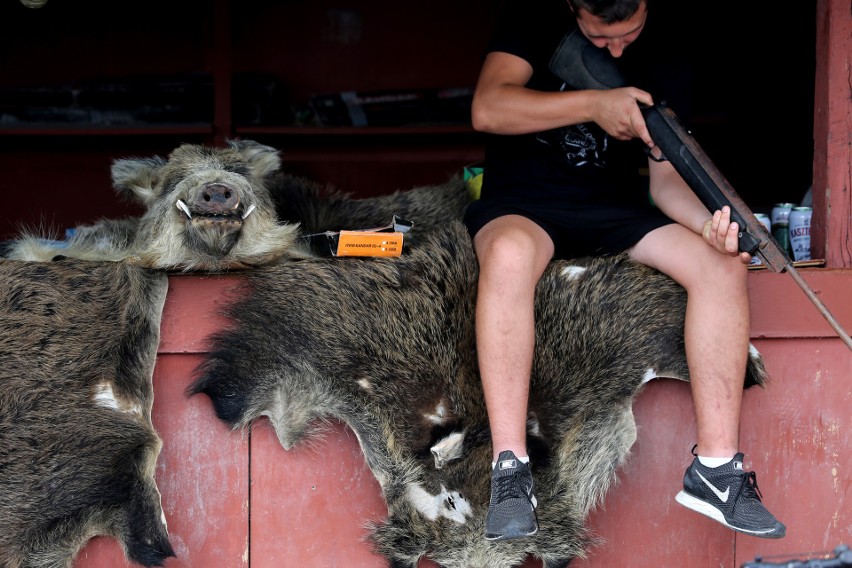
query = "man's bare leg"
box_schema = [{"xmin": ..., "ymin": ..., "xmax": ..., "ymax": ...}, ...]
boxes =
[
  {"xmin": 630, "ymin": 222, "xmax": 747, "ymax": 454},
  {"xmin": 473, "ymin": 214, "xmax": 553, "ymax": 541},
  {"xmin": 630, "ymin": 222, "xmax": 785, "ymax": 538},
  {"xmin": 473, "ymin": 215, "xmax": 555, "ymax": 460}
]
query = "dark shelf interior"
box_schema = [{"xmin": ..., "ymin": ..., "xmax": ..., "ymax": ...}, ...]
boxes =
[{"xmin": 0, "ymin": 0, "xmax": 816, "ymax": 240}]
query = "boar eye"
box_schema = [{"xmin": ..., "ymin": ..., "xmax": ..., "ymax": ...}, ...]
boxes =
[
  {"xmin": 223, "ymin": 163, "xmax": 250, "ymax": 176},
  {"xmin": 160, "ymin": 174, "xmax": 181, "ymax": 193}
]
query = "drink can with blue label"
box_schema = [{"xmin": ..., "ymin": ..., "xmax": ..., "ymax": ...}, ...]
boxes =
[
  {"xmin": 771, "ymin": 203, "xmax": 795, "ymax": 226},
  {"xmin": 789, "ymin": 206, "xmax": 812, "ymax": 261}
]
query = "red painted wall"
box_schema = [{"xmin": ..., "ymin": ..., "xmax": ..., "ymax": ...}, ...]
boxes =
[{"xmin": 72, "ymin": 269, "xmax": 851, "ymax": 568}]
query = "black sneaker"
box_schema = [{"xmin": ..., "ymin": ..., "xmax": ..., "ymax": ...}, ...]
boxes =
[
  {"xmin": 484, "ymin": 450, "xmax": 538, "ymax": 541},
  {"xmin": 675, "ymin": 451, "xmax": 786, "ymax": 539}
]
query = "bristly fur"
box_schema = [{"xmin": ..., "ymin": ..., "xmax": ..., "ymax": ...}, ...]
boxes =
[
  {"xmin": 0, "ymin": 259, "xmax": 174, "ymax": 568},
  {"xmin": 188, "ymin": 221, "xmax": 769, "ymax": 568},
  {"xmin": 2, "ymin": 139, "xmax": 471, "ymax": 272},
  {"xmin": 269, "ymin": 170, "xmax": 471, "ymax": 242}
]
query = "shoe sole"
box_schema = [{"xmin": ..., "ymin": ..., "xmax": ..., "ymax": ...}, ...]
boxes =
[
  {"xmin": 483, "ymin": 499, "xmax": 539, "ymax": 542},
  {"xmin": 484, "ymin": 526, "xmax": 538, "ymax": 542},
  {"xmin": 675, "ymin": 491, "xmax": 785, "ymax": 539},
  {"xmin": 484, "ymin": 475, "xmax": 538, "ymax": 542},
  {"xmin": 484, "ymin": 495, "xmax": 538, "ymax": 542}
]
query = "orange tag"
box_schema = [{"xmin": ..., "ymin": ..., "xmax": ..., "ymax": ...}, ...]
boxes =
[{"xmin": 335, "ymin": 231, "xmax": 404, "ymax": 257}]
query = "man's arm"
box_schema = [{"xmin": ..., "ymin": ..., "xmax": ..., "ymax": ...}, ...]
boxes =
[
  {"xmin": 471, "ymin": 51, "xmax": 654, "ymax": 142},
  {"xmin": 648, "ymin": 157, "xmax": 751, "ymax": 263}
]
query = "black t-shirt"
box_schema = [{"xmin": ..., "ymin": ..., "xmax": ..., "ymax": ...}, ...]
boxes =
[{"xmin": 480, "ymin": 0, "xmax": 693, "ymax": 206}]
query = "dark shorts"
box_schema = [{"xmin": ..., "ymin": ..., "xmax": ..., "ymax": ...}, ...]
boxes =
[{"xmin": 463, "ymin": 194, "xmax": 675, "ymax": 260}]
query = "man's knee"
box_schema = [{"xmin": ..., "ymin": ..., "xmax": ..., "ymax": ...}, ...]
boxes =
[
  {"xmin": 474, "ymin": 218, "xmax": 553, "ymax": 274},
  {"xmin": 710, "ymin": 250, "xmax": 749, "ymax": 282}
]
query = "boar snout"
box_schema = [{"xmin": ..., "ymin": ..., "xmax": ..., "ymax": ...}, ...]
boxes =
[{"xmin": 193, "ymin": 183, "xmax": 240, "ymax": 215}]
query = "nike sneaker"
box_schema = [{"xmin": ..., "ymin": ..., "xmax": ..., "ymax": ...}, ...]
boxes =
[
  {"xmin": 676, "ymin": 451, "xmax": 786, "ymax": 539},
  {"xmin": 484, "ymin": 450, "xmax": 539, "ymax": 541}
]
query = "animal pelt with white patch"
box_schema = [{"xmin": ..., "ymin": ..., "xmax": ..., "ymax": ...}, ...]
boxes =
[
  {"xmin": 2, "ymin": 139, "xmax": 470, "ymax": 272},
  {"xmin": 188, "ymin": 220, "xmax": 768, "ymax": 568},
  {"xmin": 0, "ymin": 259, "xmax": 173, "ymax": 568}
]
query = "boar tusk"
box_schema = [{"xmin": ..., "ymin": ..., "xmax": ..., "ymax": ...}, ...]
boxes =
[
  {"xmin": 241, "ymin": 204, "xmax": 256, "ymax": 220},
  {"xmin": 175, "ymin": 200, "xmax": 192, "ymax": 219}
]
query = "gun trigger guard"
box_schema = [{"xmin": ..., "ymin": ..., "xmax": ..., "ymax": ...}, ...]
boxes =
[{"xmin": 645, "ymin": 144, "xmax": 668, "ymax": 163}]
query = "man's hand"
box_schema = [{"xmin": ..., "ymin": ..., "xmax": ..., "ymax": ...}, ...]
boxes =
[
  {"xmin": 592, "ymin": 87, "xmax": 654, "ymax": 146},
  {"xmin": 702, "ymin": 206, "xmax": 752, "ymax": 264}
]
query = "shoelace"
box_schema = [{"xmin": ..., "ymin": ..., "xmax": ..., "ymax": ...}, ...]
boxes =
[
  {"xmin": 492, "ymin": 471, "xmax": 531, "ymax": 504},
  {"xmin": 736, "ymin": 470, "xmax": 764, "ymax": 503}
]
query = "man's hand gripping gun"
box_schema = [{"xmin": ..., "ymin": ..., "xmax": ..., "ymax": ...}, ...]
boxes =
[{"xmin": 549, "ymin": 29, "xmax": 852, "ymax": 351}]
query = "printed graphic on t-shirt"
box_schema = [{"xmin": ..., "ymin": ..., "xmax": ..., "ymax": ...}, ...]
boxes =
[
  {"xmin": 536, "ymin": 123, "xmax": 608, "ymax": 168},
  {"xmin": 535, "ymin": 82, "xmax": 609, "ymax": 169}
]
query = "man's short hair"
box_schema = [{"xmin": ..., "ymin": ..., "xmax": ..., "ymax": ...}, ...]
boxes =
[{"xmin": 568, "ymin": 0, "xmax": 645, "ymax": 24}]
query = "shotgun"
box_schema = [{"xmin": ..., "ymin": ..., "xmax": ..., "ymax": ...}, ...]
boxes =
[
  {"xmin": 741, "ymin": 544, "xmax": 852, "ymax": 568},
  {"xmin": 549, "ymin": 29, "xmax": 852, "ymax": 351}
]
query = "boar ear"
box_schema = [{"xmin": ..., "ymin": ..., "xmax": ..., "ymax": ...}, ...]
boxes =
[
  {"xmin": 111, "ymin": 156, "xmax": 167, "ymax": 206},
  {"xmin": 228, "ymin": 139, "xmax": 282, "ymax": 178}
]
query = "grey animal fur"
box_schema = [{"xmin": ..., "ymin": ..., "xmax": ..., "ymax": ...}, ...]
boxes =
[
  {"xmin": 269, "ymin": 168, "xmax": 471, "ymax": 242},
  {"xmin": 0, "ymin": 259, "xmax": 173, "ymax": 568},
  {"xmin": 188, "ymin": 220, "xmax": 768, "ymax": 568},
  {"xmin": 3, "ymin": 139, "xmax": 471, "ymax": 272}
]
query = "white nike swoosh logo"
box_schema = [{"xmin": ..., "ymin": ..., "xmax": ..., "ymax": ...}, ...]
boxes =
[{"xmin": 696, "ymin": 471, "xmax": 730, "ymax": 502}]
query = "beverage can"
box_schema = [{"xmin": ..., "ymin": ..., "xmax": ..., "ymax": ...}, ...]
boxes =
[
  {"xmin": 771, "ymin": 224, "xmax": 791, "ymax": 258},
  {"xmin": 789, "ymin": 206, "xmax": 812, "ymax": 261},
  {"xmin": 771, "ymin": 203, "xmax": 795, "ymax": 226},
  {"xmin": 750, "ymin": 214, "xmax": 772, "ymax": 265}
]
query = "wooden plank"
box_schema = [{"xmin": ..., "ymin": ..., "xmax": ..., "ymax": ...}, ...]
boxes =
[
  {"xmin": 735, "ymin": 338, "xmax": 852, "ymax": 566},
  {"xmin": 248, "ymin": 419, "xmax": 389, "ymax": 567},
  {"xmin": 158, "ymin": 274, "xmax": 245, "ymax": 354},
  {"xmin": 150, "ymin": 354, "xmax": 250, "ymax": 567},
  {"xmin": 748, "ymin": 270, "xmax": 852, "ymax": 339},
  {"xmin": 159, "ymin": 269, "xmax": 852, "ymax": 351},
  {"xmin": 813, "ymin": 0, "xmax": 852, "ymax": 267}
]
